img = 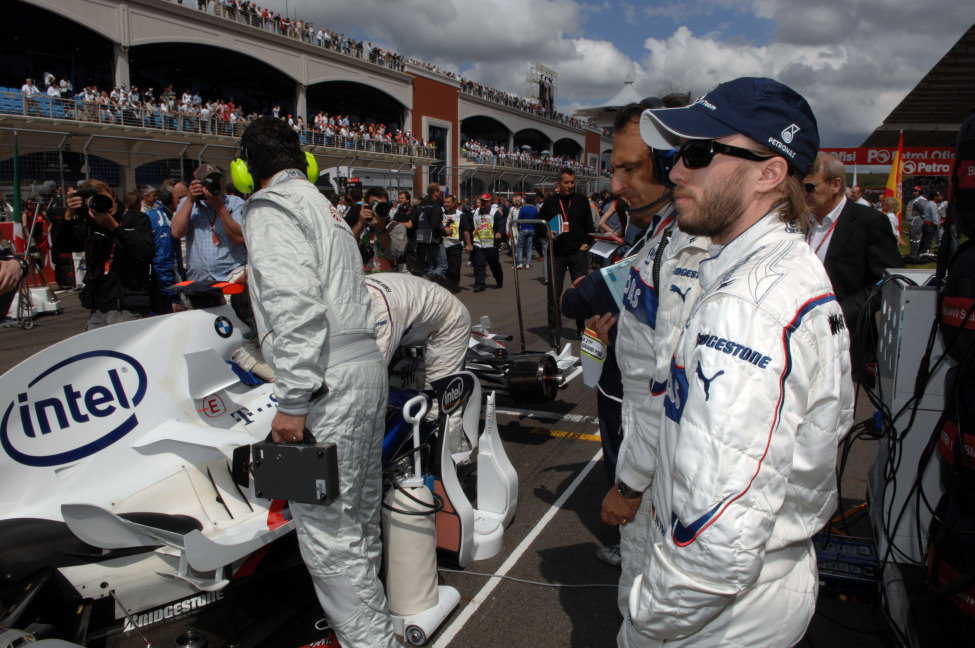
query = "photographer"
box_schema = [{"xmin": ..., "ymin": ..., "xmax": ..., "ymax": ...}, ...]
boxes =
[
  {"xmin": 53, "ymin": 180, "xmax": 154, "ymax": 329},
  {"xmin": 171, "ymin": 163, "xmax": 246, "ymax": 283},
  {"xmin": 351, "ymin": 187, "xmax": 406, "ymax": 273},
  {"xmin": 238, "ymin": 115, "xmax": 395, "ymax": 647}
]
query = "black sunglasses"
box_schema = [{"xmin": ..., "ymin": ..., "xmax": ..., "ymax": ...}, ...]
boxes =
[{"xmin": 674, "ymin": 140, "xmax": 775, "ymax": 169}]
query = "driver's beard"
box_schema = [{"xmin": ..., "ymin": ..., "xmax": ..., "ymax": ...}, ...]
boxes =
[{"xmin": 677, "ymin": 165, "xmax": 747, "ymax": 240}]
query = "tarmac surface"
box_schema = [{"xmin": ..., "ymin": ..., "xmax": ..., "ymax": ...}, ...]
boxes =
[{"xmin": 0, "ymin": 254, "xmax": 944, "ymax": 648}]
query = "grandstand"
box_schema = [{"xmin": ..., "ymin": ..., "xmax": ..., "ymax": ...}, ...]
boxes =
[{"xmin": 0, "ymin": 0, "xmax": 611, "ymax": 203}]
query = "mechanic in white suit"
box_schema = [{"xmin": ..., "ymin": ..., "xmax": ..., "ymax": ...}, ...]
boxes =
[
  {"xmin": 238, "ymin": 116, "xmax": 396, "ymax": 648},
  {"xmin": 618, "ymin": 78, "xmax": 853, "ymax": 647},
  {"xmin": 365, "ymin": 272, "xmax": 472, "ymax": 455}
]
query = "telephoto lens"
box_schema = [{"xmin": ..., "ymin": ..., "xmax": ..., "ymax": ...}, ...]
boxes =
[{"xmin": 202, "ymin": 176, "xmax": 221, "ymax": 195}]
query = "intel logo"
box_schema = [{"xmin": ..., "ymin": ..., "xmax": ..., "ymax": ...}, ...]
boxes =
[
  {"xmin": 0, "ymin": 351, "xmax": 148, "ymax": 467},
  {"xmin": 441, "ymin": 377, "xmax": 466, "ymax": 414}
]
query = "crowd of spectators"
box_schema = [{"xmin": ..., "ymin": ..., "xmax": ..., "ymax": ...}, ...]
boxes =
[
  {"xmin": 161, "ymin": 0, "xmax": 597, "ymax": 131},
  {"xmin": 461, "ymin": 139, "xmax": 601, "ymax": 177},
  {"xmin": 5, "ymin": 76, "xmax": 435, "ymax": 156},
  {"xmin": 458, "ymin": 79, "xmax": 592, "ymax": 130}
]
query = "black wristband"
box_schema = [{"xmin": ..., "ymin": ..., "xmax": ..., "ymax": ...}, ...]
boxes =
[{"xmin": 616, "ymin": 480, "xmax": 643, "ymax": 499}]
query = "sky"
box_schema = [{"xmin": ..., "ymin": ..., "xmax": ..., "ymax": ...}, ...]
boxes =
[{"xmin": 266, "ymin": 0, "xmax": 975, "ymax": 146}]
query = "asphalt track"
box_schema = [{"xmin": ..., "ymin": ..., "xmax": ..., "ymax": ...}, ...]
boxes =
[{"xmin": 0, "ymin": 256, "xmax": 917, "ymax": 648}]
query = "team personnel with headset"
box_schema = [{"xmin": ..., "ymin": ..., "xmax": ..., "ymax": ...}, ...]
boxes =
[{"xmin": 233, "ymin": 116, "xmax": 396, "ymax": 647}]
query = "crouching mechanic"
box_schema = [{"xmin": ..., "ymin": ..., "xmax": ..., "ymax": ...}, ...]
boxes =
[
  {"xmin": 238, "ymin": 116, "xmax": 396, "ymax": 647},
  {"xmin": 365, "ymin": 272, "xmax": 473, "ymax": 455},
  {"xmin": 619, "ymin": 77, "xmax": 854, "ymax": 647}
]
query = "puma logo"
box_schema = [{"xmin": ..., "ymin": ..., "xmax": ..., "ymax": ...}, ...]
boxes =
[
  {"xmin": 670, "ymin": 284, "xmax": 690, "ymax": 302},
  {"xmin": 695, "ymin": 362, "xmax": 724, "ymax": 401}
]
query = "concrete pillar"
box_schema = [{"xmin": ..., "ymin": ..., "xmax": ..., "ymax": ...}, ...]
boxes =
[
  {"xmin": 295, "ymin": 83, "xmax": 307, "ymax": 121},
  {"xmin": 114, "ymin": 44, "xmax": 130, "ymax": 90},
  {"xmin": 508, "ymin": 132, "xmax": 514, "ymax": 152},
  {"xmin": 123, "ymin": 153, "xmax": 137, "ymax": 193}
]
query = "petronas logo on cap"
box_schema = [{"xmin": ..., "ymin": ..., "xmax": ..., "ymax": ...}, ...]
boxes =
[{"xmin": 781, "ymin": 124, "xmax": 800, "ymax": 144}]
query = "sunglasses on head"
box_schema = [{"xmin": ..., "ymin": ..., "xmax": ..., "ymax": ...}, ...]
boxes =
[{"xmin": 674, "ymin": 140, "xmax": 776, "ymax": 170}]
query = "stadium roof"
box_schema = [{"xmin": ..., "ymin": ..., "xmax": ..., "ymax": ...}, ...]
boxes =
[
  {"xmin": 861, "ymin": 23, "xmax": 975, "ymax": 147},
  {"xmin": 573, "ymin": 73, "xmax": 644, "ymax": 128}
]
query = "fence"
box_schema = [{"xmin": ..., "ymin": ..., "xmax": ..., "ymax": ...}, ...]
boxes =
[{"xmin": 0, "ymin": 91, "xmax": 435, "ymax": 158}]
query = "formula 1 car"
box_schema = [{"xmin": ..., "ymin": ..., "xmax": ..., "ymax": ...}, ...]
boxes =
[{"xmin": 0, "ymin": 305, "xmax": 517, "ymax": 647}]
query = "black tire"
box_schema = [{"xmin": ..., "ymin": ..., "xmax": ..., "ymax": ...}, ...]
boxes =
[{"xmin": 507, "ymin": 354, "xmax": 558, "ymax": 403}]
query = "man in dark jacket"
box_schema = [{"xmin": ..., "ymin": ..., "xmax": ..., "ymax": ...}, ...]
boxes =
[
  {"xmin": 539, "ymin": 167, "xmax": 594, "ymax": 340},
  {"xmin": 803, "ymin": 152, "xmax": 903, "ymax": 380},
  {"xmin": 415, "ymin": 183, "xmax": 446, "ymax": 280},
  {"xmin": 56, "ymin": 180, "xmax": 155, "ymax": 329}
]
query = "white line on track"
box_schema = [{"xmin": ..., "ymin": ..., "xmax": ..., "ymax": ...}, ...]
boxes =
[
  {"xmin": 494, "ymin": 407, "xmax": 599, "ymax": 426},
  {"xmin": 431, "ymin": 447, "xmax": 604, "ymax": 648}
]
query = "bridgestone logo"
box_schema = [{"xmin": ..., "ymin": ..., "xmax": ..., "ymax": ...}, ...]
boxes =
[{"xmin": 122, "ymin": 590, "xmax": 225, "ymax": 632}]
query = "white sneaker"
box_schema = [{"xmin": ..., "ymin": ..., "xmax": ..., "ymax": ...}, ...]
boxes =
[
  {"xmin": 596, "ymin": 544, "xmax": 621, "ymax": 567},
  {"xmin": 516, "ymin": 264, "xmax": 524, "ymax": 269}
]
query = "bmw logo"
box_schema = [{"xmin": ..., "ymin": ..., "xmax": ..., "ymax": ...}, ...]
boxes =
[{"xmin": 214, "ymin": 316, "xmax": 234, "ymax": 338}]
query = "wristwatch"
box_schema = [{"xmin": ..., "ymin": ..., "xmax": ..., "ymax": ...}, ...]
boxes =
[{"xmin": 616, "ymin": 480, "xmax": 643, "ymax": 499}]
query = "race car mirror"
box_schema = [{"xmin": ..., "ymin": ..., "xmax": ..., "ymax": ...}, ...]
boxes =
[{"xmin": 232, "ymin": 431, "xmax": 339, "ymax": 504}]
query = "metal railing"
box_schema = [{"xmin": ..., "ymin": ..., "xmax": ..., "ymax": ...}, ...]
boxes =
[
  {"xmin": 0, "ymin": 91, "xmax": 435, "ymax": 158},
  {"xmin": 460, "ymin": 149, "xmax": 603, "ymax": 178},
  {"xmin": 459, "ymin": 85, "xmax": 597, "ymax": 131}
]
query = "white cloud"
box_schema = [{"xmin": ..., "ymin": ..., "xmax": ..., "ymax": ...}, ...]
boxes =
[
  {"xmin": 635, "ymin": 2, "xmax": 975, "ymax": 144},
  {"xmin": 268, "ymin": 0, "xmax": 974, "ymax": 145}
]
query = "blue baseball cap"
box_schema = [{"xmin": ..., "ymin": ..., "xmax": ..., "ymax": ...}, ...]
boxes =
[{"xmin": 639, "ymin": 77, "xmax": 820, "ymax": 176}]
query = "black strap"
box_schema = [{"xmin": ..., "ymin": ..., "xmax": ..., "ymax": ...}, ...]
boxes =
[{"xmin": 651, "ymin": 224, "xmax": 675, "ymax": 290}]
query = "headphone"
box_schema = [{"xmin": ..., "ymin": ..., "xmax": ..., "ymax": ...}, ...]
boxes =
[
  {"xmin": 230, "ymin": 146, "xmax": 319, "ymax": 195},
  {"xmin": 641, "ymin": 96, "xmax": 676, "ymax": 188}
]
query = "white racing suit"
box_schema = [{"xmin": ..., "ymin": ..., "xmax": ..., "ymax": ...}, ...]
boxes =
[
  {"xmin": 614, "ymin": 203, "xmax": 710, "ymax": 615},
  {"xmin": 243, "ymin": 169, "xmax": 396, "ymax": 648},
  {"xmin": 619, "ymin": 213, "xmax": 854, "ymax": 647},
  {"xmin": 365, "ymin": 272, "xmax": 473, "ymax": 454}
]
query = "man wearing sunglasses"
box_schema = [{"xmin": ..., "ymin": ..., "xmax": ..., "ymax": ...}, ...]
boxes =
[
  {"xmin": 619, "ymin": 77, "xmax": 853, "ymax": 648},
  {"xmin": 803, "ymin": 153, "xmax": 901, "ymax": 383}
]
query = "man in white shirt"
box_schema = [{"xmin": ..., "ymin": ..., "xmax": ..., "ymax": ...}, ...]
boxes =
[
  {"xmin": 850, "ymin": 184, "xmax": 871, "ymax": 207},
  {"xmin": 21, "ymin": 78, "xmax": 40, "ymax": 115}
]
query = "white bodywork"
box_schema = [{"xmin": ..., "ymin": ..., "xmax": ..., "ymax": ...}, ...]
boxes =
[
  {"xmin": 0, "ymin": 306, "xmax": 519, "ymax": 626},
  {"xmin": 0, "ymin": 306, "xmax": 285, "ymax": 615}
]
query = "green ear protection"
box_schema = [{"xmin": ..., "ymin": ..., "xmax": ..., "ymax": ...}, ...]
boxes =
[{"xmin": 230, "ymin": 149, "xmax": 319, "ymax": 195}]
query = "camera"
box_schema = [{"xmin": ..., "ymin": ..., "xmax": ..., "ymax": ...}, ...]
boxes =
[
  {"xmin": 359, "ymin": 240, "xmax": 375, "ymax": 263},
  {"xmin": 201, "ymin": 176, "xmax": 222, "ymax": 196},
  {"xmin": 368, "ymin": 201, "xmax": 391, "ymax": 220},
  {"xmin": 74, "ymin": 186, "xmax": 114, "ymax": 215}
]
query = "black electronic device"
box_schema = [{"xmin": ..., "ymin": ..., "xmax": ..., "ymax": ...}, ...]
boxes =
[
  {"xmin": 813, "ymin": 533, "xmax": 881, "ymax": 603},
  {"xmin": 232, "ymin": 432, "xmax": 340, "ymax": 505}
]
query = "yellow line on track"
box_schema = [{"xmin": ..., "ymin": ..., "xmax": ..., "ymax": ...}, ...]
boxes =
[{"xmin": 527, "ymin": 427, "xmax": 601, "ymax": 442}]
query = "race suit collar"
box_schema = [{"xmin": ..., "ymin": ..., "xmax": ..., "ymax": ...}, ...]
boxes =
[
  {"xmin": 265, "ymin": 168, "xmax": 306, "ymax": 189},
  {"xmin": 697, "ymin": 210, "xmax": 799, "ymax": 291}
]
